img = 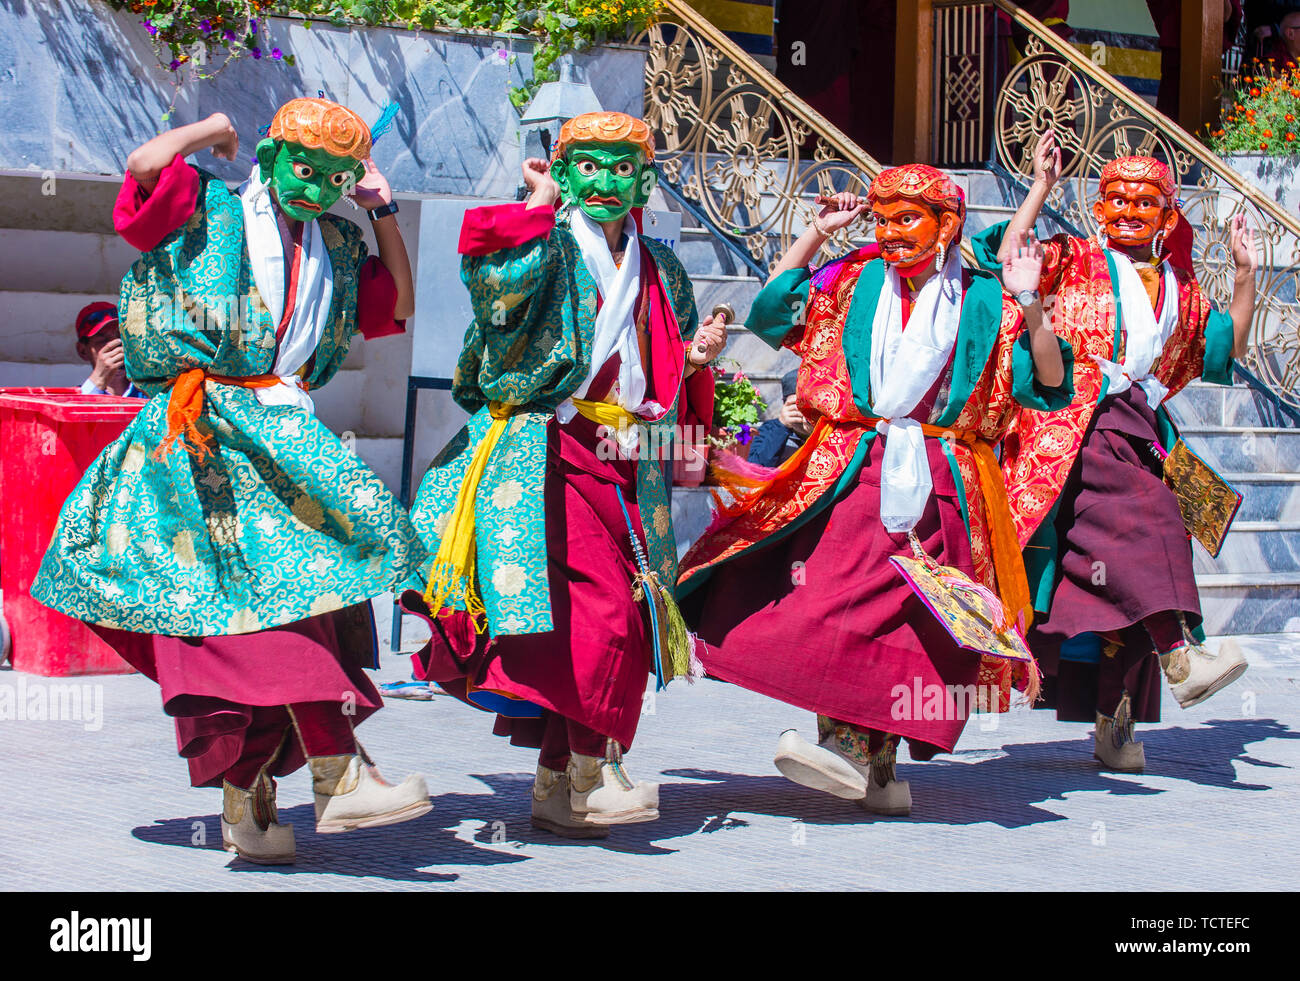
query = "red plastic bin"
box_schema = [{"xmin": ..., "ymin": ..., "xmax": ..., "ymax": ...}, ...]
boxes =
[{"xmin": 0, "ymin": 387, "xmax": 146, "ymax": 676}]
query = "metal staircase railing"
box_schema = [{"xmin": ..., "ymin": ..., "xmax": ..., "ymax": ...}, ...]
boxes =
[
  {"xmin": 934, "ymin": 0, "xmax": 1300, "ymax": 413},
  {"xmin": 635, "ymin": 1, "xmax": 891, "ymax": 273}
]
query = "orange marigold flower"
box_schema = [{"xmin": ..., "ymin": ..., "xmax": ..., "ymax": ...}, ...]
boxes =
[
  {"xmin": 1264, "ymin": 129, "xmax": 1274, "ymax": 137},
  {"xmin": 1289, "ymin": 132, "xmax": 1297, "ymax": 141},
  {"xmin": 1287, "ymin": 113, "xmax": 1295, "ymax": 122},
  {"xmin": 1261, "ymin": 141, "xmax": 1270, "ymax": 150},
  {"xmin": 1251, "ymin": 88, "xmax": 1261, "ymax": 96}
]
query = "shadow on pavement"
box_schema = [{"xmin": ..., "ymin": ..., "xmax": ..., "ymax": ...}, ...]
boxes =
[{"xmin": 132, "ymin": 717, "xmax": 1296, "ymax": 871}]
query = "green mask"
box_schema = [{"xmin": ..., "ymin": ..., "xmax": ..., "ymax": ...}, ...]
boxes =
[
  {"xmin": 255, "ymin": 138, "xmax": 364, "ymax": 223},
  {"xmin": 553, "ymin": 141, "xmax": 656, "ymax": 224}
]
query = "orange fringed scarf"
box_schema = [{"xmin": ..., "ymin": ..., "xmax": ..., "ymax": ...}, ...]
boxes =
[
  {"xmin": 152, "ymin": 368, "xmax": 290, "ymax": 462},
  {"xmin": 710, "ymin": 416, "xmax": 1033, "ymax": 633}
]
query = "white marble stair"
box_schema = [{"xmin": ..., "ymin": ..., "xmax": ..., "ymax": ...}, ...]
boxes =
[{"xmin": 1166, "ymin": 380, "xmax": 1300, "ymax": 634}]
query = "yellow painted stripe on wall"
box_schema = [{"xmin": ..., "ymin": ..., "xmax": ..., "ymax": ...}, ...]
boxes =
[
  {"xmin": 686, "ymin": 0, "xmax": 774, "ymax": 37},
  {"xmin": 1069, "ymin": 42, "xmax": 1162, "ymax": 81}
]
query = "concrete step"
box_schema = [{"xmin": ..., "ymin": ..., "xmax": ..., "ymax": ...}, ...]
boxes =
[
  {"xmin": 0, "ymin": 228, "xmax": 137, "ymax": 295},
  {"xmin": 0, "ymin": 291, "xmax": 118, "ymax": 363},
  {"xmin": 0, "ymin": 360, "xmax": 92, "ymax": 389},
  {"xmin": 1221, "ymin": 472, "xmax": 1300, "ymax": 522},
  {"xmin": 1193, "ymin": 521, "xmax": 1300, "ymax": 575},
  {"xmin": 1196, "ymin": 572, "xmax": 1300, "ymax": 634},
  {"xmin": 1178, "ymin": 425, "xmax": 1300, "ymax": 473},
  {"xmin": 676, "ymin": 226, "xmax": 750, "ymax": 278},
  {"xmin": 691, "ymin": 273, "xmax": 763, "ymax": 321},
  {"xmin": 1165, "ymin": 380, "xmax": 1286, "ymax": 430}
]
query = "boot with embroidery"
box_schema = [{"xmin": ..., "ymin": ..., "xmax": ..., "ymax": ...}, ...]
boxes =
[
  {"xmin": 566, "ymin": 742, "xmax": 659, "ymax": 825},
  {"xmin": 530, "ymin": 764, "xmax": 610, "ymax": 839},
  {"xmin": 857, "ymin": 737, "xmax": 912, "ymax": 817},
  {"xmin": 308, "ymin": 750, "xmax": 431, "ymax": 834},
  {"xmin": 221, "ymin": 772, "xmax": 295, "ymax": 865},
  {"xmin": 1161, "ymin": 635, "xmax": 1248, "ymax": 709},
  {"xmin": 1093, "ymin": 692, "xmax": 1145, "ymax": 772}
]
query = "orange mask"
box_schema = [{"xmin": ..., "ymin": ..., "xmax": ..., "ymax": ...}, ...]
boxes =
[
  {"xmin": 868, "ymin": 163, "xmax": 964, "ymax": 272},
  {"xmin": 1093, "ymin": 179, "xmax": 1176, "ymax": 250}
]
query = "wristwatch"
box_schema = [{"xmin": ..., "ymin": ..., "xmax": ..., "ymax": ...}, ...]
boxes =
[
  {"xmin": 1014, "ymin": 288, "xmax": 1039, "ymax": 307},
  {"xmin": 367, "ymin": 200, "xmax": 399, "ymax": 221}
]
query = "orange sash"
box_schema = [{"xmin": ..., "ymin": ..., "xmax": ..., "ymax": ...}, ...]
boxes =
[
  {"xmin": 153, "ymin": 368, "xmax": 306, "ymax": 462},
  {"xmin": 714, "ymin": 414, "xmax": 1032, "ymax": 629}
]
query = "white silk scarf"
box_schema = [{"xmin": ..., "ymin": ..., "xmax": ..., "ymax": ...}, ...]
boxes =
[
  {"xmin": 868, "ymin": 247, "xmax": 964, "ymax": 533},
  {"xmin": 238, "ymin": 164, "xmax": 333, "ymax": 413}
]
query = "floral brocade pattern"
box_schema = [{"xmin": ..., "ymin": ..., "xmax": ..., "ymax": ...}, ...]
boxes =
[
  {"xmin": 404, "ymin": 223, "xmax": 698, "ymax": 639},
  {"xmin": 30, "ymin": 169, "xmax": 425, "ymax": 635},
  {"xmin": 1002, "ymin": 233, "xmax": 1218, "ymax": 547},
  {"xmin": 679, "ymin": 254, "xmax": 1045, "ymax": 711}
]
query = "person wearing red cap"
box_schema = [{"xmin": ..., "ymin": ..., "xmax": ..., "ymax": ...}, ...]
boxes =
[
  {"xmin": 976, "ymin": 130, "xmax": 1258, "ymax": 772},
  {"xmin": 74, "ymin": 301, "xmax": 144, "ymax": 399}
]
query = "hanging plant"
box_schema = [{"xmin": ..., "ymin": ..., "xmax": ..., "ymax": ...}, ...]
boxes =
[{"xmin": 107, "ymin": 1, "xmax": 662, "ymax": 113}]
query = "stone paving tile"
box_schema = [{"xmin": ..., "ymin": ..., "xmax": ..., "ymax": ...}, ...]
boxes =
[{"xmin": 1, "ymin": 631, "xmax": 1297, "ymax": 891}]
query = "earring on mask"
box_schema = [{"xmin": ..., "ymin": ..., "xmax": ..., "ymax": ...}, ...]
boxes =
[
  {"xmin": 935, "ymin": 241, "xmax": 945, "ymax": 269},
  {"xmin": 1152, "ymin": 229, "xmax": 1165, "ymax": 260}
]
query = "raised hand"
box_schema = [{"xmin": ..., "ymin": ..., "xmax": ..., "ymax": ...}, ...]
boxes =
[
  {"xmin": 208, "ymin": 113, "xmax": 239, "ymax": 161},
  {"xmin": 1230, "ymin": 213, "xmax": 1257, "ymax": 277},
  {"xmin": 813, "ymin": 191, "xmax": 869, "ymax": 235},
  {"xmin": 689, "ymin": 313, "xmax": 728, "ymax": 367},
  {"xmin": 1032, "ymin": 129, "xmax": 1061, "ymax": 189},
  {"xmin": 348, "ymin": 158, "xmax": 393, "ymax": 211},
  {"xmin": 1001, "ymin": 229, "xmax": 1045, "ymax": 297},
  {"xmin": 522, "ymin": 157, "xmax": 561, "ymax": 205}
]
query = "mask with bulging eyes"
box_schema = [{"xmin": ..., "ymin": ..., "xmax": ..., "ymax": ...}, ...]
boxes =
[
  {"xmin": 255, "ymin": 139, "xmax": 365, "ymax": 223},
  {"xmin": 552, "ymin": 141, "xmax": 656, "ymax": 224}
]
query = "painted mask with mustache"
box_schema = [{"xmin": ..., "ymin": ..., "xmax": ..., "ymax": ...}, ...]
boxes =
[
  {"xmin": 1093, "ymin": 178, "xmax": 1177, "ymax": 252},
  {"xmin": 255, "ymin": 139, "xmax": 365, "ymax": 224},
  {"xmin": 553, "ymin": 140, "xmax": 655, "ymax": 224}
]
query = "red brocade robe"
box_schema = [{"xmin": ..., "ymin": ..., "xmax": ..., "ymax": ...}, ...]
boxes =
[
  {"xmin": 677, "ymin": 246, "xmax": 1073, "ymax": 751},
  {"xmin": 972, "ymin": 225, "xmax": 1236, "ymax": 552}
]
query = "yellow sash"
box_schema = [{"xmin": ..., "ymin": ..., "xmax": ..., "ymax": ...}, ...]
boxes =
[
  {"xmin": 422, "ymin": 400, "xmax": 516, "ymax": 625},
  {"xmin": 422, "ymin": 397, "xmax": 641, "ymax": 626}
]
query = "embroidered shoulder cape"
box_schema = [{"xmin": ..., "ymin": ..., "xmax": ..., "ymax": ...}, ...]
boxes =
[
  {"xmin": 31, "ymin": 163, "xmax": 425, "ymax": 636},
  {"xmin": 404, "ymin": 203, "xmax": 702, "ymax": 638}
]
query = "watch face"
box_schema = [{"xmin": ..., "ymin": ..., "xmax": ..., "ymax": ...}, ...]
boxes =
[{"xmin": 1017, "ymin": 290, "xmax": 1037, "ymax": 305}]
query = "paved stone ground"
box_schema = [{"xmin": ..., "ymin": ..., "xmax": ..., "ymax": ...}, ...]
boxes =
[{"xmin": 2, "ymin": 612, "xmax": 1297, "ymax": 891}]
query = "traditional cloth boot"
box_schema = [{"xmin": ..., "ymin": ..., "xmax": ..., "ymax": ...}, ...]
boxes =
[
  {"xmin": 773, "ymin": 728, "xmax": 868, "ymax": 800},
  {"xmin": 566, "ymin": 742, "xmax": 659, "ymax": 825},
  {"xmin": 1160, "ymin": 636, "xmax": 1248, "ymax": 709},
  {"xmin": 308, "ymin": 751, "xmax": 431, "ymax": 833},
  {"xmin": 530, "ymin": 764, "xmax": 610, "ymax": 839},
  {"xmin": 1093, "ymin": 692, "xmax": 1145, "ymax": 772},
  {"xmin": 859, "ymin": 738, "xmax": 911, "ymax": 817},
  {"xmin": 221, "ymin": 773, "xmax": 295, "ymax": 865}
]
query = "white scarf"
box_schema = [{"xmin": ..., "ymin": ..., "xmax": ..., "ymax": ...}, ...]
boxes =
[
  {"xmin": 238, "ymin": 164, "xmax": 334, "ymax": 413},
  {"xmin": 868, "ymin": 248, "xmax": 964, "ymax": 533},
  {"xmin": 1092, "ymin": 250, "xmax": 1179, "ymax": 409},
  {"xmin": 556, "ymin": 210, "xmax": 647, "ymax": 449}
]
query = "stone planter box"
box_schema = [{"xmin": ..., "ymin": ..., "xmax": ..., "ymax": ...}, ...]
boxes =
[{"xmin": 1222, "ymin": 153, "xmax": 1300, "ymax": 220}]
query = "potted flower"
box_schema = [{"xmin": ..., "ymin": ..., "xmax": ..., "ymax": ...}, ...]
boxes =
[
  {"xmin": 706, "ymin": 359, "xmax": 768, "ymax": 476},
  {"xmin": 672, "ymin": 359, "xmax": 768, "ymax": 487},
  {"xmin": 1210, "ymin": 63, "xmax": 1300, "ymax": 216}
]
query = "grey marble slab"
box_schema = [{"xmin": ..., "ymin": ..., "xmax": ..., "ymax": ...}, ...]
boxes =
[{"xmin": 0, "ymin": 2, "xmax": 644, "ymax": 198}]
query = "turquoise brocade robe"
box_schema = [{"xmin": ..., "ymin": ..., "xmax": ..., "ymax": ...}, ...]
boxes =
[
  {"xmin": 32, "ymin": 168, "xmax": 425, "ymax": 636},
  {"xmin": 405, "ymin": 213, "xmax": 700, "ymax": 639}
]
